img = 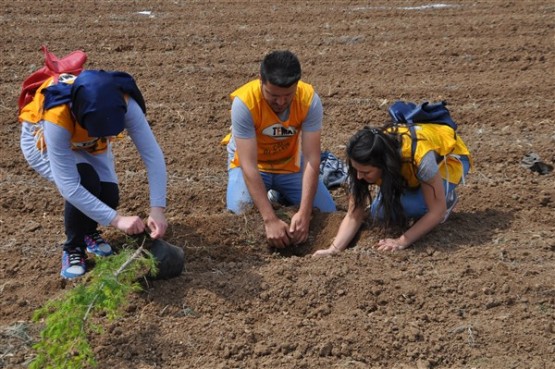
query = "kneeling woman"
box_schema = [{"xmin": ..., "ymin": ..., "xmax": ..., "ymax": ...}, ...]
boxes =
[{"xmin": 313, "ymin": 122, "xmax": 472, "ymax": 256}]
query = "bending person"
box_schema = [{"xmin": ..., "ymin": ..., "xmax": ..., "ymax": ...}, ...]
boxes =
[
  {"xmin": 19, "ymin": 70, "xmax": 167, "ymax": 278},
  {"xmin": 313, "ymin": 122, "xmax": 471, "ymax": 256}
]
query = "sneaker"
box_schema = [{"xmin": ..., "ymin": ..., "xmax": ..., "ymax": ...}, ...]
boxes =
[
  {"xmin": 441, "ymin": 191, "xmax": 459, "ymax": 224},
  {"xmin": 60, "ymin": 247, "xmax": 86, "ymax": 279},
  {"xmin": 267, "ymin": 190, "xmax": 291, "ymax": 206},
  {"xmin": 267, "ymin": 189, "xmax": 282, "ymax": 203},
  {"xmin": 84, "ymin": 231, "xmax": 113, "ymax": 257}
]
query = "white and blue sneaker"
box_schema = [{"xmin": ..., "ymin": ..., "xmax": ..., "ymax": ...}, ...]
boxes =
[
  {"xmin": 60, "ymin": 247, "xmax": 86, "ymax": 279},
  {"xmin": 84, "ymin": 232, "xmax": 113, "ymax": 257}
]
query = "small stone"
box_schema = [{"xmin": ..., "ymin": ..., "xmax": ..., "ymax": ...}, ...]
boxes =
[
  {"xmin": 319, "ymin": 342, "xmax": 333, "ymax": 357},
  {"xmin": 417, "ymin": 359, "xmax": 431, "ymax": 369}
]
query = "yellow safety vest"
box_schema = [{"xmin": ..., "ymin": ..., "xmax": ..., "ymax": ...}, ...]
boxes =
[
  {"xmin": 228, "ymin": 79, "xmax": 315, "ymax": 173},
  {"xmin": 18, "ymin": 76, "xmax": 121, "ymax": 154},
  {"xmin": 391, "ymin": 124, "xmax": 472, "ymax": 188}
]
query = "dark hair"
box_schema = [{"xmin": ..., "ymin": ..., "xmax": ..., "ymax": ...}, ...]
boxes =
[
  {"xmin": 346, "ymin": 125, "xmax": 407, "ymax": 228},
  {"xmin": 260, "ymin": 50, "xmax": 301, "ymax": 87}
]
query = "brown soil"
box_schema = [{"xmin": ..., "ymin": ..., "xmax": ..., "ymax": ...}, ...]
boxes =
[{"xmin": 1, "ymin": 1, "xmax": 554, "ymax": 369}]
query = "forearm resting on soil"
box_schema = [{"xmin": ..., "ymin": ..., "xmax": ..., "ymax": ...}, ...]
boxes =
[{"xmin": 313, "ymin": 205, "xmax": 365, "ymax": 257}]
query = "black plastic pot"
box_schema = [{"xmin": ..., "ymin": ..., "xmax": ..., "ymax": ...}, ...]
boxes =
[{"xmin": 148, "ymin": 239, "xmax": 185, "ymax": 280}]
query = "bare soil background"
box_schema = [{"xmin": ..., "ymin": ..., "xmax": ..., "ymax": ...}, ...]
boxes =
[{"xmin": 1, "ymin": 1, "xmax": 554, "ymax": 368}]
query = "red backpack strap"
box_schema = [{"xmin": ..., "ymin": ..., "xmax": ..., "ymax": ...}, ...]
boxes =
[
  {"xmin": 17, "ymin": 45, "xmax": 87, "ymax": 112},
  {"xmin": 42, "ymin": 45, "xmax": 87, "ymax": 75}
]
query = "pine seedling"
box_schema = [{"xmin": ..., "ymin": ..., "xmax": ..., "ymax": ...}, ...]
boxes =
[{"xmin": 30, "ymin": 239, "xmax": 157, "ymax": 369}]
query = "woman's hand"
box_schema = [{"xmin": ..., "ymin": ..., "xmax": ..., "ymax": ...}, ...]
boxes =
[
  {"xmin": 375, "ymin": 237, "xmax": 410, "ymax": 252},
  {"xmin": 110, "ymin": 214, "xmax": 146, "ymax": 235},
  {"xmin": 147, "ymin": 207, "xmax": 167, "ymax": 239},
  {"xmin": 312, "ymin": 198, "xmax": 366, "ymax": 258},
  {"xmin": 312, "ymin": 244, "xmax": 341, "ymax": 258}
]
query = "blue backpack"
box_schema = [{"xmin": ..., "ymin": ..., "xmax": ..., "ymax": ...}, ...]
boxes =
[{"xmin": 388, "ymin": 100, "xmax": 458, "ymax": 157}]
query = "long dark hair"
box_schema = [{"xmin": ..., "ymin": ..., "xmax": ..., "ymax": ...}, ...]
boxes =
[{"xmin": 346, "ymin": 125, "xmax": 408, "ymax": 228}]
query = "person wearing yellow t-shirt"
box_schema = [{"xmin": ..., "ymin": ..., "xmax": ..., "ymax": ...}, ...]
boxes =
[{"xmin": 225, "ymin": 50, "xmax": 336, "ymax": 248}]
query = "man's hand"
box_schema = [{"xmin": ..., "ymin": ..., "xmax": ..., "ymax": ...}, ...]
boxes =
[
  {"xmin": 289, "ymin": 211, "xmax": 310, "ymax": 245},
  {"xmin": 147, "ymin": 207, "xmax": 167, "ymax": 239},
  {"xmin": 264, "ymin": 217, "xmax": 292, "ymax": 248}
]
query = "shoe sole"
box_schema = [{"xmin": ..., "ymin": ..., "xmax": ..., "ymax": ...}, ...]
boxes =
[
  {"xmin": 86, "ymin": 247, "xmax": 113, "ymax": 257},
  {"xmin": 60, "ymin": 271, "xmax": 85, "ymax": 279}
]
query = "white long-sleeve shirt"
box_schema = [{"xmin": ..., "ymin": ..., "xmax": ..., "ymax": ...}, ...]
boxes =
[{"xmin": 20, "ymin": 97, "xmax": 167, "ymax": 226}]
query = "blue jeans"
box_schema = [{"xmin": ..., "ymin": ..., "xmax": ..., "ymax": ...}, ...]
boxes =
[
  {"xmin": 226, "ymin": 167, "xmax": 336, "ymax": 214},
  {"xmin": 371, "ymin": 155, "xmax": 471, "ymax": 219}
]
